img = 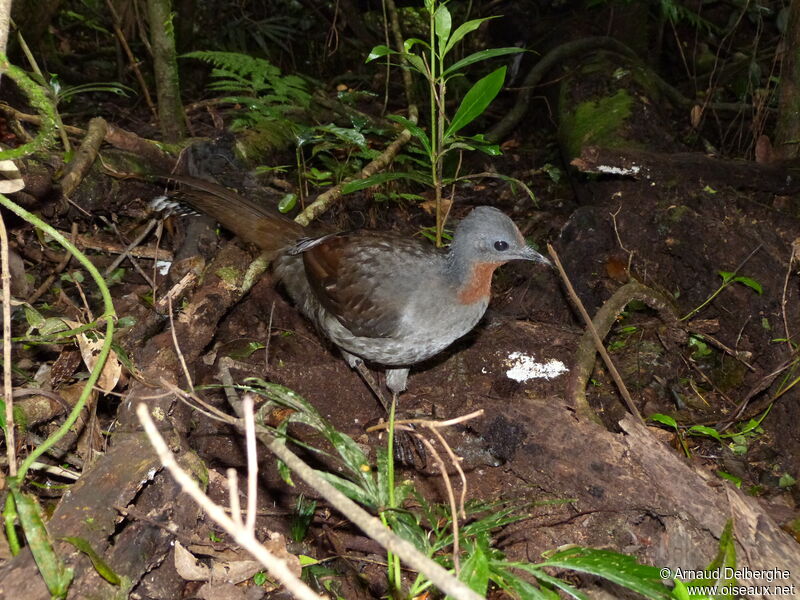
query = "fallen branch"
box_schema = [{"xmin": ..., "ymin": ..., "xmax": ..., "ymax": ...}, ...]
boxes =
[
  {"xmin": 60, "ymin": 117, "xmax": 108, "ymax": 197},
  {"xmin": 549, "ymin": 244, "xmax": 680, "ymax": 423},
  {"xmin": 295, "ymin": 126, "xmax": 413, "ymax": 226},
  {"xmin": 572, "ymin": 145, "xmax": 800, "ymax": 195}
]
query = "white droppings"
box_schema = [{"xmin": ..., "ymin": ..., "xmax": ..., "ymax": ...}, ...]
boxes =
[
  {"xmin": 155, "ymin": 259, "xmax": 172, "ymax": 275},
  {"xmin": 505, "ymin": 352, "xmax": 568, "ymax": 382},
  {"xmin": 596, "ymin": 164, "xmax": 640, "ymax": 176}
]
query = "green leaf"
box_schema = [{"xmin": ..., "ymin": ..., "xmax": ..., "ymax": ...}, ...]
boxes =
[
  {"xmin": 687, "ymin": 425, "xmax": 722, "ymax": 442},
  {"xmin": 24, "ymin": 306, "xmax": 45, "ymax": 329},
  {"xmin": 492, "ymin": 569, "xmax": 555, "ymax": 600},
  {"xmin": 445, "ymin": 133, "xmax": 502, "ymax": 155},
  {"xmin": 731, "ymin": 275, "xmax": 763, "ymax": 295},
  {"xmin": 733, "ymin": 405, "xmax": 771, "ymax": 434},
  {"xmin": 314, "ymin": 471, "xmax": 377, "ymax": 508},
  {"xmin": 387, "ymin": 114, "xmax": 432, "ymax": 156},
  {"xmin": 457, "ymin": 533, "xmax": 490, "ymax": 595},
  {"xmin": 404, "ymin": 37, "xmax": 430, "ymax": 52},
  {"xmin": 62, "ymin": 536, "xmax": 121, "ymax": 585},
  {"xmin": 711, "ymin": 520, "xmax": 736, "ymax": 570},
  {"xmin": 538, "ymin": 547, "xmax": 671, "ymax": 599},
  {"xmin": 226, "ymin": 341, "xmax": 266, "ymax": 359},
  {"xmin": 433, "ymin": 4, "xmax": 452, "ymax": 57},
  {"xmin": 404, "ymin": 53, "xmax": 428, "ymax": 76},
  {"xmin": 542, "ymin": 163, "xmax": 563, "ymax": 183},
  {"xmin": 649, "ymin": 413, "xmax": 678, "ymax": 430},
  {"xmin": 716, "ymin": 471, "xmax": 742, "ymax": 487},
  {"xmin": 366, "ymin": 45, "xmax": 395, "ymax": 62},
  {"xmin": 317, "ymin": 124, "xmax": 368, "ymax": 149},
  {"xmin": 445, "ymin": 66, "xmax": 506, "ymax": 138},
  {"xmin": 277, "ymin": 458, "xmax": 293, "ymax": 486},
  {"xmin": 680, "ymin": 520, "xmax": 737, "ymax": 595},
  {"xmin": 444, "ymin": 47, "xmax": 525, "ymax": 77},
  {"xmin": 688, "ymin": 335, "xmax": 712, "ymax": 358},
  {"xmin": 105, "ymin": 268, "xmax": 125, "ymax": 285},
  {"xmin": 671, "ymin": 579, "xmax": 691, "ymax": 600},
  {"xmin": 278, "ymin": 193, "xmax": 297, "ymax": 213},
  {"xmin": 14, "ymin": 490, "xmax": 74, "ymax": 597},
  {"xmin": 523, "ymin": 568, "xmax": 589, "ymax": 599},
  {"xmin": 718, "ymin": 270, "xmax": 734, "ymax": 283},
  {"xmin": 443, "ymin": 17, "xmax": 495, "ymax": 56},
  {"xmin": 342, "ymin": 171, "xmax": 429, "ymax": 195},
  {"xmin": 61, "ymin": 270, "xmax": 84, "ymax": 283},
  {"xmin": 253, "ymin": 571, "xmax": 268, "ymax": 585}
]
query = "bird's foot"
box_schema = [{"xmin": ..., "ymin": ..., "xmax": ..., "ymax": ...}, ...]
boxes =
[{"xmin": 392, "ymin": 425, "xmax": 427, "ymax": 468}]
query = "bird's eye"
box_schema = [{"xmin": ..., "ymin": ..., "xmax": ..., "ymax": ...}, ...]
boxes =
[{"xmin": 494, "ymin": 240, "xmax": 509, "ymax": 251}]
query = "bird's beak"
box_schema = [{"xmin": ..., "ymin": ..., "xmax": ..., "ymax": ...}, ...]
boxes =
[{"xmin": 520, "ymin": 245, "xmax": 552, "ymax": 266}]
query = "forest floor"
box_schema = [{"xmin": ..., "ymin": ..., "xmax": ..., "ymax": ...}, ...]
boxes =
[{"xmin": 3, "ymin": 89, "xmax": 800, "ymax": 599}]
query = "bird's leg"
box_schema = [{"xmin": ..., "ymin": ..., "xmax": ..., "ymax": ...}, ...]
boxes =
[
  {"xmin": 341, "ymin": 350, "xmax": 390, "ymax": 411},
  {"xmin": 353, "ymin": 360, "xmax": 390, "ymax": 412},
  {"xmin": 385, "ymin": 369, "xmax": 426, "ymax": 466},
  {"xmin": 344, "ymin": 357, "xmax": 421, "ymax": 465}
]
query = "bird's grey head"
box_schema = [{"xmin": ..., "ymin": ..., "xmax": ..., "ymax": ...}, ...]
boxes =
[{"xmin": 450, "ymin": 206, "xmax": 551, "ymax": 266}]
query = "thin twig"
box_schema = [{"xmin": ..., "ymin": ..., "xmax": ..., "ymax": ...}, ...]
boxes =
[
  {"xmin": 151, "ymin": 219, "xmax": 164, "ymax": 306},
  {"xmin": 264, "ymin": 301, "xmax": 275, "ymax": 372},
  {"xmin": 548, "ymin": 244, "xmax": 644, "ymax": 423},
  {"xmin": 71, "ymin": 277, "xmax": 94, "ymax": 321},
  {"xmin": 155, "ymin": 269, "xmax": 197, "ymax": 313},
  {"xmin": 228, "ymin": 468, "xmax": 242, "ymax": 527},
  {"xmin": 137, "ymin": 404, "xmax": 324, "ymax": 600},
  {"xmin": 419, "ymin": 436, "xmax": 461, "ymax": 575},
  {"xmin": 243, "ymin": 394, "xmax": 258, "ymax": 534},
  {"xmin": 104, "ymin": 0, "xmax": 157, "ymax": 118},
  {"xmin": 425, "ymin": 426, "xmax": 468, "ymax": 519},
  {"xmin": 159, "ymin": 378, "xmax": 232, "ymax": 424},
  {"xmin": 366, "ymin": 409, "xmax": 484, "ymax": 432},
  {"xmin": 167, "ymin": 295, "xmax": 194, "ymax": 391},
  {"xmin": 101, "ymin": 217, "xmax": 158, "ymax": 286},
  {"xmin": 0, "ymin": 210, "xmax": 16, "ymax": 475},
  {"xmin": 27, "ymin": 222, "xmax": 78, "ymax": 304},
  {"xmin": 781, "ymin": 239, "xmax": 800, "ymax": 354},
  {"xmin": 610, "ymin": 205, "xmax": 635, "ymax": 276}
]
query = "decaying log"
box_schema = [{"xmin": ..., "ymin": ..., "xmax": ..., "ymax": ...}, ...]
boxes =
[{"xmin": 572, "ymin": 145, "xmax": 800, "ymax": 195}]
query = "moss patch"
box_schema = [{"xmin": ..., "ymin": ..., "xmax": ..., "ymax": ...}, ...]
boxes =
[
  {"xmin": 215, "ymin": 266, "xmax": 242, "ymax": 288},
  {"xmin": 560, "ymin": 89, "xmax": 634, "ymax": 160}
]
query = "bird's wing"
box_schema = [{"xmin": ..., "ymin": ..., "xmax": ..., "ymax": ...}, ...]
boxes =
[{"xmin": 301, "ymin": 233, "xmax": 430, "ymax": 338}]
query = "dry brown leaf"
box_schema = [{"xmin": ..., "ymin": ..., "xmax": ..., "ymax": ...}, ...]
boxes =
[
  {"xmin": 63, "ymin": 319, "xmax": 121, "ymax": 393},
  {"xmin": 196, "ymin": 582, "xmax": 249, "ymax": 600},
  {"xmin": 176, "ymin": 540, "xmax": 272, "ymax": 586},
  {"xmin": 262, "ymin": 532, "xmax": 301, "ymax": 578},
  {"xmin": 174, "ymin": 540, "xmax": 210, "ymax": 581}
]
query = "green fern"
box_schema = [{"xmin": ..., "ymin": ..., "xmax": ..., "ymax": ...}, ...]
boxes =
[{"xmin": 183, "ymin": 50, "xmax": 311, "ymax": 124}]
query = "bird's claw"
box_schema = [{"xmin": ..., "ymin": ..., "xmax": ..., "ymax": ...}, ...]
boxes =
[{"xmin": 392, "ymin": 425, "xmax": 426, "ymax": 468}]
